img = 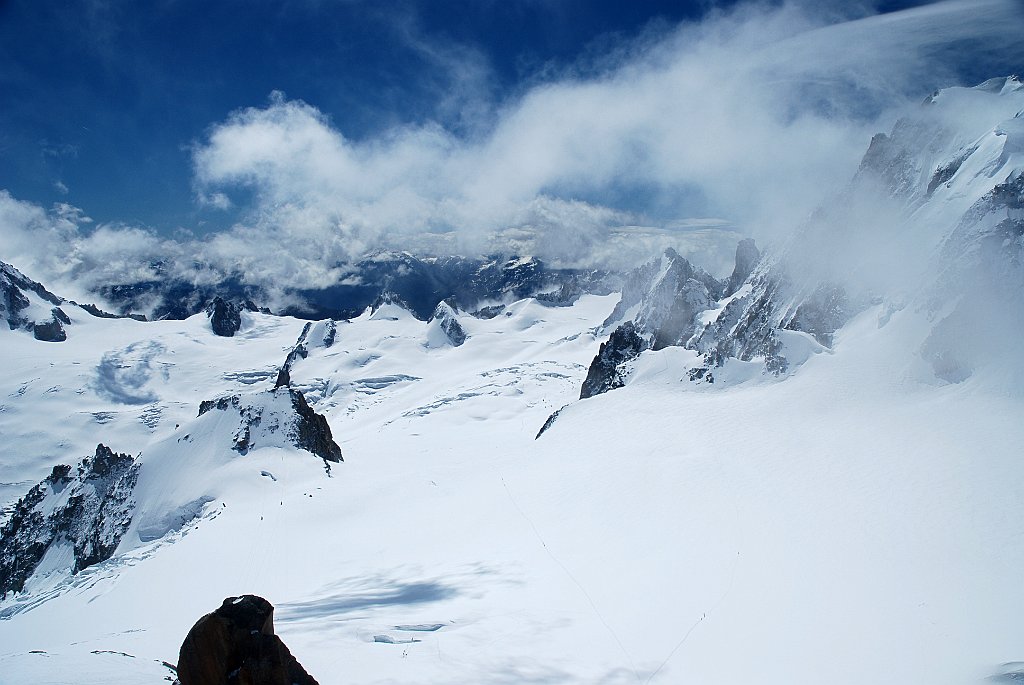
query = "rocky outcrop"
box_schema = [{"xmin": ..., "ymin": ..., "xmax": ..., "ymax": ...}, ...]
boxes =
[
  {"xmin": 274, "ymin": 320, "xmax": 337, "ymax": 389},
  {"xmin": 288, "ymin": 390, "xmax": 344, "ymax": 464},
  {"xmin": 275, "ymin": 323, "xmax": 311, "ymax": 389},
  {"xmin": 1, "ymin": 261, "xmax": 73, "ymax": 342},
  {"xmin": 0, "ymin": 444, "xmax": 139, "ymax": 598},
  {"xmin": 206, "ymin": 297, "xmax": 260, "ymax": 337},
  {"xmin": 582, "ymin": 236, "xmax": 853, "ymax": 397},
  {"xmin": 31, "ymin": 309, "xmax": 69, "ymax": 342},
  {"xmin": 369, "ymin": 290, "xmax": 418, "ymax": 320},
  {"xmin": 535, "ymin": 405, "xmax": 567, "ymax": 439},
  {"xmin": 580, "ymin": 322, "xmax": 646, "ymax": 399},
  {"xmin": 197, "ymin": 388, "xmax": 343, "ymax": 465},
  {"xmin": 177, "ymin": 595, "xmax": 318, "ymax": 685},
  {"xmin": 724, "ymin": 238, "xmax": 760, "ymax": 297},
  {"xmin": 602, "ymin": 248, "xmax": 721, "ymax": 334},
  {"xmin": 581, "ymin": 249, "xmax": 721, "ymax": 398},
  {"xmin": 427, "ymin": 301, "xmax": 467, "ymax": 346}
]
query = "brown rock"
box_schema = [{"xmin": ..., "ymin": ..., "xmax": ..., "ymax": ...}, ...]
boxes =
[{"xmin": 177, "ymin": 595, "xmax": 318, "ymax": 685}]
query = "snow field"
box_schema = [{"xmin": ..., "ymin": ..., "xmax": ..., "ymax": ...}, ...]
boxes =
[{"xmin": 0, "ymin": 294, "xmax": 1022, "ymax": 684}]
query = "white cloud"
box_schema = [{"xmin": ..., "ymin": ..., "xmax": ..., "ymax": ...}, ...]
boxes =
[
  {"xmin": 189, "ymin": 0, "xmax": 1024, "ymax": 281},
  {"xmin": 0, "ymin": 191, "xmax": 173, "ymax": 305},
  {"xmin": 5, "ymin": 0, "xmax": 1024, "ymax": 298}
]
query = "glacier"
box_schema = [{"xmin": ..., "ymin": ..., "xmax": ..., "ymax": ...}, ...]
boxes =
[{"xmin": 0, "ymin": 77, "xmax": 1023, "ymax": 685}]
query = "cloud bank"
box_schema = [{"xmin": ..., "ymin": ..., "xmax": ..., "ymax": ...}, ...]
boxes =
[{"xmin": 2, "ymin": 0, "xmax": 1023, "ymax": 300}]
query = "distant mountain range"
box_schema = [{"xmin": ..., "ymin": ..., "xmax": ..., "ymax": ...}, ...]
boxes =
[{"xmin": 2, "ymin": 77, "xmax": 1023, "ymax": 685}]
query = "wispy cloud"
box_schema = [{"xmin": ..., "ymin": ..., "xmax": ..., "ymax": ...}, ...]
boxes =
[
  {"xmin": 3, "ymin": 0, "xmax": 1023, "ymax": 298},
  {"xmin": 191, "ymin": 0, "xmax": 1024, "ymax": 262}
]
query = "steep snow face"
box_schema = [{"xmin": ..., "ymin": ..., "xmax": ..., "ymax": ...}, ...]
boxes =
[
  {"xmin": 425, "ymin": 301, "xmax": 466, "ymax": 348},
  {"xmin": 584, "ymin": 77, "xmax": 1024, "ymax": 394}
]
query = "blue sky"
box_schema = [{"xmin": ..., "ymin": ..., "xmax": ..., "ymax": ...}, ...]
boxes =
[
  {"xmin": 1, "ymin": 0, "xmax": 1022, "ymax": 296},
  {"xmin": 0, "ymin": 0, "xmax": 745, "ymax": 230},
  {"xmin": 1, "ymin": 0, "xmax": 948, "ymax": 232}
]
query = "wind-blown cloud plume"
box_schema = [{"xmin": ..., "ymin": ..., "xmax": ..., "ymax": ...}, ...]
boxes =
[{"xmin": 3, "ymin": 0, "xmax": 1023, "ymax": 297}]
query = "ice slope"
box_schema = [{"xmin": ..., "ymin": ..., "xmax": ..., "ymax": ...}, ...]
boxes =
[{"xmin": 0, "ymin": 289, "xmax": 1022, "ymax": 685}]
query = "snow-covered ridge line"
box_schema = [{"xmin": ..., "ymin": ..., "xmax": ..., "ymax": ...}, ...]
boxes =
[
  {"xmin": 579, "ymin": 76, "xmax": 1024, "ymax": 397},
  {"xmin": 1, "ymin": 259, "xmax": 133, "ymax": 342}
]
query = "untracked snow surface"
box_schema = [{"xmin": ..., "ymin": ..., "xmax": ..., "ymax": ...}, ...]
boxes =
[{"xmin": 0, "ymin": 289, "xmax": 1022, "ymax": 685}]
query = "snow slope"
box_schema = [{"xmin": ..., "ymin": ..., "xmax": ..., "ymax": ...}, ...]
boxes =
[
  {"xmin": 0, "ymin": 288, "xmax": 1022, "ymax": 685},
  {"xmin": 2, "ymin": 77, "xmax": 1024, "ymax": 685}
]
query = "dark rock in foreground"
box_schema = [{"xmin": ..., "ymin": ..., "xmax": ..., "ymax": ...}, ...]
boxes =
[{"xmin": 177, "ymin": 595, "xmax": 318, "ymax": 685}]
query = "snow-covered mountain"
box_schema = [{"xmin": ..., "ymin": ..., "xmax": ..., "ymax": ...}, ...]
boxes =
[
  {"xmin": 1, "ymin": 78, "xmax": 1023, "ymax": 685},
  {"xmin": 1, "ymin": 261, "xmax": 136, "ymax": 342},
  {"xmin": 97, "ymin": 251, "xmax": 616, "ymax": 323},
  {"xmin": 581, "ymin": 75, "xmax": 1024, "ymax": 396}
]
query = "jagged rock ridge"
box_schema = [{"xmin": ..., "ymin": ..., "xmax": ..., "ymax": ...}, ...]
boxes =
[
  {"xmin": 197, "ymin": 388, "xmax": 343, "ymax": 465},
  {"xmin": 0, "ymin": 445, "xmax": 139, "ymax": 598},
  {"xmin": 427, "ymin": 300, "xmax": 467, "ymax": 347},
  {"xmin": 1, "ymin": 259, "xmax": 141, "ymax": 341},
  {"xmin": 1, "ymin": 261, "xmax": 71, "ymax": 341},
  {"xmin": 581, "ymin": 76, "xmax": 1024, "ymax": 397}
]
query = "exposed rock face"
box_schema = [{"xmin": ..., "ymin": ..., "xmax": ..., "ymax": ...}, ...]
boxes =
[
  {"xmin": 274, "ymin": 320, "xmax": 337, "ymax": 389},
  {"xmin": 275, "ymin": 323, "xmax": 311, "ymax": 389},
  {"xmin": 288, "ymin": 390, "xmax": 344, "ymax": 464},
  {"xmin": 0, "ymin": 444, "xmax": 139, "ymax": 598},
  {"xmin": 31, "ymin": 311, "xmax": 68, "ymax": 342},
  {"xmin": 782, "ymin": 284, "xmax": 849, "ymax": 347},
  {"xmin": 535, "ymin": 405, "xmax": 567, "ymax": 439},
  {"xmin": 603, "ymin": 248, "xmax": 721, "ymax": 334},
  {"xmin": 198, "ymin": 388, "xmax": 343, "ymax": 464},
  {"xmin": 428, "ymin": 301, "xmax": 467, "ymax": 346},
  {"xmin": 580, "ymin": 322, "xmax": 646, "ymax": 399},
  {"xmin": 177, "ymin": 595, "xmax": 318, "ymax": 685},
  {"xmin": 724, "ymin": 238, "xmax": 761, "ymax": 297},
  {"xmin": 581, "ymin": 249, "xmax": 722, "ymax": 398},
  {"xmin": 576, "ymin": 77, "xmax": 1024, "ymax": 394},
  {"xmin": 583, "ymin": 236, "xmax": 858, "ymax": 397},
  {"xmin": 206, "ymin": 297, "xmax": 258, "ymax": 337},
  {"xmin": 692, "ymin": 264, "xmax": 790, "ymax": 373},
  {"xmin": 1, "ymin": 261, "xmax": 73, "ymax": 342}
]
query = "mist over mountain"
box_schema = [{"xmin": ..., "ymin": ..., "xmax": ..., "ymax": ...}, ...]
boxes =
[
  {"xmin": 2, "ymin": 2, "xmax": 1024, "ymax": 684},
  {"xmin": 2, "ymin": 1, "xmax": 1023, "ymax": 311}
]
